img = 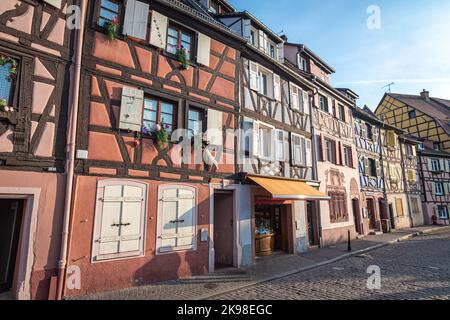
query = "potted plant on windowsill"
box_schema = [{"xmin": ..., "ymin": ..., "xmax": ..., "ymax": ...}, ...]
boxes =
[
  {"xmin": 177, "ymin": 46, "xmax": 190, "ymax": 70},
  {"xmin": 153, "ymin": 123, "xmax": 170, "ymax": 150},
  {"xmin": 104, "ymin": 17, "xmax": 120, "ymax": 41}
]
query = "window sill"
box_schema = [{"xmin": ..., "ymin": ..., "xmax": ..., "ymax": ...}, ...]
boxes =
[{"xmin": 0, "ymin": 111, "xmax": 18, "ymax": 125}]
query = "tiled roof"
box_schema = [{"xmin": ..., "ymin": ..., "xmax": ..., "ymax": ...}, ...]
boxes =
[{"xmin": 388, "ymin": 93, "xmax": 450, "ymax": 134}]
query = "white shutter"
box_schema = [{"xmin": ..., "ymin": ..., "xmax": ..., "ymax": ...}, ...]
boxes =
[
  {"xmin": 291, "ymin": 133, "xmax": 302, "ymax": 166},
  {"xmin": 273, "ymin": 74, "xmax": 281, "ymax": 101},
  {"xmin": 207, "ymin": 109, "xmax": 223, "ymax": 146},
  {"xmin": 158, "ymin": 186, "xmax": 196, "ymax": 253},
  {"xmin": 119, "ymin": 87, "xmax": 144, "ymax": 131},
  {"xmin": 252, "ymin": 120, "xmax": 260, "ymax": 157},
  {"xmin": 95, "ymin": 182, "xmax": 146, "ymax": 260},
  {"xmin": 290, "ymin": 83, "xmax": 299, "ymax": 110},
  {"xmin": 150, "ymin": 11, "xmax": 168, "ymax": 49},
  {"xmin": 275, "ymin": 129, "xmax": 285, "ymax": 161},
  {"xmin": 258, "ymin": 30, "xmax": 265, "ymax": 52},
  {"xmin": 306, "ymin": 138, "xmax": 312, "ymax": 167},
  {"xmin": 43, "ymin": 0, "xmax": 62, "ymax": 8},
  {"xmin": 249, "ymin": 61, "xmax": 259, "ymax": 91},
  {"xmin": 123, "ymin": 0, "xmax": 149, "ymax": 40},
  {"xmin": 302, "ymin": 90, "xmax": 309, "ymax": 115},
  {"xmin": 197, "ymin": 33, "xmax": 211, "ymax": 67}
]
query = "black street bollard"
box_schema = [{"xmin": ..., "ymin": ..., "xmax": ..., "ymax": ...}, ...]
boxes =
[{"xmin": 347, "ymin": 230, "xmax": 352, "ymax": 252}]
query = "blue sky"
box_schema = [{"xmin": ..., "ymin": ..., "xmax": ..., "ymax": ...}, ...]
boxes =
[{"xmin": 229, "ymin": 0, "xmax": 450, "ymax": 109}]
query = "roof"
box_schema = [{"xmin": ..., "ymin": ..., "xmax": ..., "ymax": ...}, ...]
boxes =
[
  {"xmin": 420, "ymin": 147, "xmax": 450, "ymax": 158},
  {"xmin": 387, "ymin": 93, "xmax": 450, "ymax": 135},
  {"xmin": 216, "ymin": 11, "xmax": 284, "ymax": 43},
  {"xmin": 285, "ymin": 42, "xmax": 335, "ymax": 74}
]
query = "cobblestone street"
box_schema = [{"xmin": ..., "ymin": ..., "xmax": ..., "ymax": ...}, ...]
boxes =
[{"xmin": 212, "ymin": 229, "xmax": 450, "ymax": 300}]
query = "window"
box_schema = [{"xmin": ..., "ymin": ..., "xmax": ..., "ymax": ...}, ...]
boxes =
[
  {"xmin": 0, "ymin": 54, "xmax": 18, "ymax": 109},
  {"xmin": 366, "ymin": 123, "xmax": 373, "ymax": 140},
  {"xmin": 343, "ymin": 145, "xmax": 352, "ymax": 167},
  {"xmin": 269, "ymin": 44, "xmax": 276, "ymax": 59},
  {"xmin": 98, "ymin": 0, "xmax": 122, "ymax": 27},
  {"xmin": 325, "ymin": 139, "xmax": 334, "ymax": 163},
  {"xmin": 208, "ymin": 0, "xmax": 219, "ymax": 14},
  {"xmin": 157, "ymin": 185, "xmax": 196, "ymax": 253},
  {"xmin": 408, "ymin": 110, "xmax": 416, "ymax": 119},
  {"xmin": 431, "ymin": 159, "xmax": 441, "ymax": 172},
  {"xmin": 259, "ymin": 73, "xmax": 268, "ymax": 96},
  {"xmin": 329, "ymin": 192, "xmax": 348, "ymax": 223},
  {"xmin": 434, "ymin": 142, "xmax": 442, "ymax": 151},
  {"xmin": 167, "ymin": 24, "xmax": 194, "ymax": 61},
  {"xmin": 396, "ymin": 198, "xmax": 404, "ymax": 217},
  {"xmin": 188, "ymin": 107, "xmax": 206, "ymax": 139},
  {"xmin": 143, "ymin": 97, "xmax": 177, "ymax": 134},
  {"xmin": 259, "ymin": 125, "xmax": 273, "ymax": 160},
  {"xmin": 92, "ymin": 180, "xmax": 147, "ymax": 262},
  {"xmin": 319, "ymin": 95, "xmax": 328, "ymax": 112},
  {"xmin": 437, "ymin": 206, "xmax": 449, "ymax": 220},
  {"xmin": 434, "ymin": 182, "xmax": 445, "ymax": 196},
  {"xmin": 368, "ymin": 158, "xmax": 377, "ymax": 177},
  {"xmin": 338, "ymin": 104, "xmax": 346, "ymax": 122}
]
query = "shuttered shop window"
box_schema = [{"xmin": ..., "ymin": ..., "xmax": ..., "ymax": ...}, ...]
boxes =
[
  {"xmin": 92, "ymin": 180, "xmax": 147, "ymax": 262},
  {"xmin": 157, "ymin": 185, "xmax": 197, "ymax": 254}
]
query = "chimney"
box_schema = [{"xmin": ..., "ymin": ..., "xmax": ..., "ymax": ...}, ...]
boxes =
[{"xmin": 420, "ymin": 89, "xmax": 430, "ymax": 101}]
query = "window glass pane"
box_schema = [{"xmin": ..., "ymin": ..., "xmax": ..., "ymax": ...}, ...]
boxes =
[
  {"xmin": 100, "ymin": 8, "xmax": 118, "ymax": 21},
  {"xmin": 101, "ymin": 0, "xmax": 119, "ymax": 12},
  {"xmin": 0, "ymin": 63, "xmax": 12, "ymax": 102}
]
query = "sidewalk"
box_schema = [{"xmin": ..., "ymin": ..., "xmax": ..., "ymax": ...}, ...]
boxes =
[{"xmin": 75, "ymin": 225, "xmax": 450, "ymax": 300}]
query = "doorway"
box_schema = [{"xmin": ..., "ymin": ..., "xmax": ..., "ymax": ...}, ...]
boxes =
[
  {"xmin": 0, "ymin": 199, "xmax": 24, "ymax": 294},
  {"xmin": 389, "ymin": 203, "xmax": 396, "ymax": 230},
  {"xmin": 352, "ymin": 199, "xmax": 361, "ymax": 234},
  {"xmin": 367, "ymin": 199, "xmax": 376, "ymax": 230},
  {"xmin": 213, "ymin": 191, "xmax": 234, "ymax": 269},
  {"xmin": 307, "ymin": 201, "xmax": 319, "ymax": 246},
  {"xmin": 255, "ymin": 204, "xmax": 291, "ymax": 256}
]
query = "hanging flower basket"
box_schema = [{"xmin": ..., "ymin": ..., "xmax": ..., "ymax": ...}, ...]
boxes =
[
  {"xmin": 0, "ymin": 55, "xmax": 18, "ymax": 82},
  {"xmin": 104, "ymin": 17, "xmax": 120, "ymax": 41},
  {"xmin": 177, "ymin": 47, "xmax": 190, "ymax": 70}
]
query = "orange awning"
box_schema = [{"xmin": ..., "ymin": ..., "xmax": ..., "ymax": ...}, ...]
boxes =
[{"xmin": 248, "ymin": 175, "xmax": 330, "ymax": 201}]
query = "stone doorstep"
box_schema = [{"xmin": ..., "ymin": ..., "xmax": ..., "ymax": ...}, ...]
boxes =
[{"xmin": 196, "ymin": 226, "xmax": 450, "ymax": 300}]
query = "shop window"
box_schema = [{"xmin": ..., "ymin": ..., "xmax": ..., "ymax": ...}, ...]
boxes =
[
  {"xmin": 92, "ymin": 180, "xmax": 147, "ymax": 262},
  {"xmin": 156, "ymin": 185, "xmax": 196, "ymax": 254}
]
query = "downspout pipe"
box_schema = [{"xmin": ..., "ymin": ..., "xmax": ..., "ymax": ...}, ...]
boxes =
[{"xmin": 56, "ymin": 0, "xmax": 87, "ymax": 300}]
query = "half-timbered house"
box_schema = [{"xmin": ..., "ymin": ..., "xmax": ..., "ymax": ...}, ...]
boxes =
[
  {"xmin": 0, "ymin": 0, "xmax": 75, "ymax": 300},
  {"xmin": 353, "ymin": 107, "xmax": 385, "ymax": 235},
  {"xmin": 418, "ymin": 145, "xmax": 450, "ymax": 225},
  {"xmin": 284, "ymin": 42, "xmax": 361, "ymax": 247},
  {"xmin": 63, "ymin": 0, "xmax": 245, "ymax": 297},
  {"xmin": 217, "ymin": 13, "xmax": 328, "ymax": 262}
]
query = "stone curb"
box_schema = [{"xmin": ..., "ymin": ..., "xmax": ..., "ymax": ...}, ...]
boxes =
[{"xmin": 196, "ymin": 226, "xmax": 450, "ymax": 300}]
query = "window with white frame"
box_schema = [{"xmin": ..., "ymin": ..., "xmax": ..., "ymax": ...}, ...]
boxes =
[
  {"xmin": 434, "ymin": 182, "xmax": 445, "ymax": 196},
  {"xmin": 92, "ymin": 180, "xmax": 147, "ymax": 262},
  {"xmin": 431, "ymin": 159, "xmax": 441, "ymax": 172},
  {"xmin": 157, "ymin": 185, "xmax": 197, "ymax": 254},
  {"xmin": 437, "ymin": 206, "xmax": 449, "ymax": 220}
]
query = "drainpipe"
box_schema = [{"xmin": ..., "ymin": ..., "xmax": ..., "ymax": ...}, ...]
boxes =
[
  {"xmin": 56, "ymin": 0, "xmax": 87, "ymax": 301},
  {"xmin": 399, "ymin": 139, "xmax": 414, "ymax": 228}
]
